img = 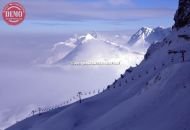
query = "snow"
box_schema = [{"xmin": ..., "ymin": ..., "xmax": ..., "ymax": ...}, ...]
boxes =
[
  {"xmin": 7, "ymin": 24, "xmax": 190, "ymax": 130},
  {"xmin": 128, "ymin": 27, "xmax": 171, "ymax": 51},
  {"xmin": 0, "ymin": 31, "xmax": 135, "ymax": 130},
  {"xmin": 36, "ymin": 32, "xmax": 145, "ymax": 69},
  {"xmin": 78, "ymin": 33, "xmax": 95, "ymax": 42},
  {"xmin": 57, "ymin": 37, "xmax": 143, "ymax": 68},
  {"xmin": 35, "ymin": 33, "xmax": 97, "ymax": 65},
  {"xmin": 45, "ymin": 41, "xmax": 76, "ymax": 64}
]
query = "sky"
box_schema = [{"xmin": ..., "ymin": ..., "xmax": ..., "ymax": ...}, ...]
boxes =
[{"xmin": 0, "ymin": 0, "xmax": 178, "ymax": 33}]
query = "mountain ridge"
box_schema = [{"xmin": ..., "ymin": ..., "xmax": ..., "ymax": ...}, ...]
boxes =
[
  {"xmin": 43, "ymin": 27, "xmax": 169, "ymax": 65},
  {"xmin": 128, "ymin": 26, "xmax": 171, "ymax": 49}
]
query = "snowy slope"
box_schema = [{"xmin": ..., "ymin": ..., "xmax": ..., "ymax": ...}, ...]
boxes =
[
  {"xmin": 36, "ymin": 27, "xmax": 170, "ymax": 66},
  {"xmin": 7, "ymin": 21, "xmax": 190, "ymax": 130},
  {"xmin": 41, "ymin": 33, "xmax": 96, "ymax": 65},
  {"xmin": 57, "ymin": 35, "xmax": 143, "ymax": 67},
  {"xmin": 128, "ymin": 27, "xmax": 171, "ymax": 50},
  {"xmin": 44, "ymin": 32, "xmax": 143, "ymax": 68},
  {"xmin": 39, "ymin": 31, "xmax": 146, "ymax": 66},
  {"xmin": 45, "ymin": 39, "xmax": 77, "ymax": 64},
  {"xmin": 37, "ymin": 28, "xmax": 167, "ymax": 66},
  {"xmin": 2, "ymin": 32, "xmax": 143, "ymax": 130},
  {"xmin": 34, "ymin": 33, "xmax": 98, "ymax": 65}
]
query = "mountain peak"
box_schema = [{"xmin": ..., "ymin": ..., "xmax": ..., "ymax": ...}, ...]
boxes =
[
  {"xmin": 154, "ymin": 26, "xmax": 164, "ymax": 31},
  {"xmin": 78, "ymin": 33, "xmax": 96, "ymax": 43},
  {"xmin": 138, "ymin": 27, "xmax": 153, "ymax": 36},
  {"xmin": 173, "ymin": 0, "xmax": 190, "ymax": 30},
  {"xmin": 128, "ymin": 27, "xmax": 153, "ymax": 43},
  {"xmin": 140, "ymin": 27, "xmax": 153, "ymax": 31},
  {"xmin": 128, "ymin": 27, "xmax": 171, "ymax": 48},
  {"xmin": 85, "ymin": 33, "xmax": 95, "ymax": 40}
]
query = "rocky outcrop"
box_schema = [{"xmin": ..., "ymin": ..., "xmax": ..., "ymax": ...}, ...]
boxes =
[{"xmin": 173, "ymin": 0, "xmax": 190, "ymax": 29}]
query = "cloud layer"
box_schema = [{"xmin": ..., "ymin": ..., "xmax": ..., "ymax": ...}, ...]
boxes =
[{"xmin": 0, "ymin": 0, "xmax": 175, "ymax": 21}]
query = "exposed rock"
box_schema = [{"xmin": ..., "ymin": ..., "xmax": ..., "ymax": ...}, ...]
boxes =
[{"xmin": 173, "ymin": 0, "xmax": 190, "ymax": 30}]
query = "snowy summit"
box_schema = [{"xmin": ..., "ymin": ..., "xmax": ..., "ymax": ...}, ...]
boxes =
[{"xmin": 128, "ymin": 27, "xmax": 171, "ymax": 49}]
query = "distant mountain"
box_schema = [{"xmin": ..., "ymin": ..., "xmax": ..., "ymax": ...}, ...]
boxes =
[
  {"xmin": 56, "ymin": 33, "xmax": 143, "ymax": 67},
  {"xmin": 40, "ymin": 28, "xmax": 169, "ymax": 65},
  {"xmin": 128, "ymin": 27, "xmax": 171, "ymax": 49},
  {"xmin": 45, "ymin": 33, "xmax": 96, "ymax": 64},
  {"xmin": 41, "ymin": 32, "xmax": 144, "ymax": 67}
]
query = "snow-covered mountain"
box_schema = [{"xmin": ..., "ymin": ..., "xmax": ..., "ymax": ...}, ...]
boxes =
[
  {"xmin": 41, "ymin": 32, "xmax": 144, "ymax": 68},
  {"xmin": 128, "ymin": 27, "xmax": 171, "ymax": 50},
  {"xmin": 38, "ymin": 27, "xmax": 169, "ymax": 66},
  {"xmin": 7, "ymin": 0, "xmax": 190, "ymax": 130},
  {"xmin": 57, "ymin": 34, "xmax": 143, "ymax": 67},
  {"xmin": 44, "ymin": 33, "xmax": 97, "ymax": 64}
]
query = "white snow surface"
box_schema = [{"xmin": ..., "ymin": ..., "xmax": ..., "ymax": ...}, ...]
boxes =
[
  {"xmin": 43, "ymin": 32, "xmax": 144, "ymax": 67},
  {"xmin": 128, "ymin": 27, "xmax": 171, "ymax": 51},
  {"xmin": 7, "ymin": 26, "xmax": 190, "ymax": 130},
  {"xmin": 0, "ymin": 31, "xmax": 138, "ymax": 130}
]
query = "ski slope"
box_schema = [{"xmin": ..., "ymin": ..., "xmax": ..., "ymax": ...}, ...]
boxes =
[{"xmin": 7, "ymin": 24, "xmax": 190, "ymax": 130}]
